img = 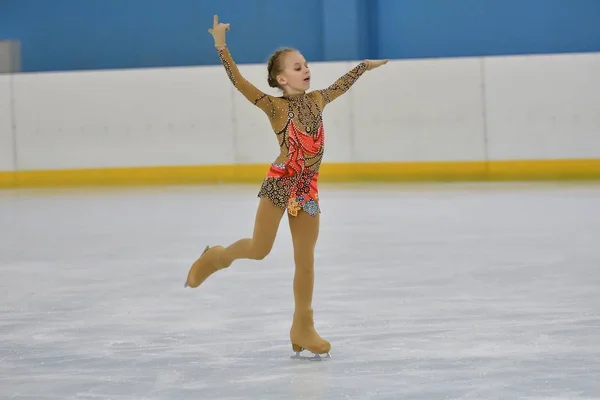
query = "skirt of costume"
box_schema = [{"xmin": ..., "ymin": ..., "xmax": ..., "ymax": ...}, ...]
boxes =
[{"xmin": 257, "ymin": 162, "xmax": 320, "ymax": 217}]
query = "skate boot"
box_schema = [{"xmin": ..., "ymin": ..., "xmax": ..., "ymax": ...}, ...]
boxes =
[
  {"xmin": 289, "ymin": 308, "xmax": 331, "ymax": 361},
  {"xmin": 184, "ymin": 245, "xmax": 230, "ymax": 288}
]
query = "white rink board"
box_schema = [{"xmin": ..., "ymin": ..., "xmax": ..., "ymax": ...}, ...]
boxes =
[
  {"xmin": 484, "ymin": 53, "xmax": 600, "ymax": 160},
  {"xmin": 12, "ymin": 66, "xmax": 235, "ymax": 170},
  {"xmin": 352, "ymin": 57, "xmax": 487, "ymax": 162},
  {"xmin": 0, "ymin": 76, "xmax": 14, "ymax": 171},
  {"xmin": 2, "ymin": 51, "xmax": 600, "ymax": 173}
]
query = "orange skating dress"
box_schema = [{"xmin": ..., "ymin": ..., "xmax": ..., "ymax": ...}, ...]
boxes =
[{"xmin": 217, "ymin": 48, "xmax": 368, "ymax": 217}]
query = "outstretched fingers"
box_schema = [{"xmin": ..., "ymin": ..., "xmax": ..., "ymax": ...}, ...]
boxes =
[
  {"xmin": 210, "ymin": 15, "xmax": 230, "ymax": 31},
  {"xmin": 209, "ymin": 15, "xmax": 218, "ymax": 34}
]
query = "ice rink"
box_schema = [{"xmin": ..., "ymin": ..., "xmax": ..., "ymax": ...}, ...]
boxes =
[{"xmin": 1, "ymin": 181, "xmax": 599, "ymax": 399}]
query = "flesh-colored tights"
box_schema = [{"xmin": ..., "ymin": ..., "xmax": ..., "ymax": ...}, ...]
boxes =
[{"xmin": 204, "ymin": 196, "xmax": 330, "ymax": 354}]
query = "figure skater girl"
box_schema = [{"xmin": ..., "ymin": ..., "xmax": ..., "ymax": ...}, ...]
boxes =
[{"xmin": 185, "ymin": 15, "xmax": 388, "ymax": 359}]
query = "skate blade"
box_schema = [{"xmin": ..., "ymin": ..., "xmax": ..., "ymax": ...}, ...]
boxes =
[{"xmin": 290, "ymin": 351, "xmax": 331, "ymax": 361}]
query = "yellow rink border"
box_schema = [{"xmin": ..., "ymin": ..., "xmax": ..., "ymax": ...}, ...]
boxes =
[{"xmin": 1, "ymin": 159, "xmax": 599, "ymax": 189}]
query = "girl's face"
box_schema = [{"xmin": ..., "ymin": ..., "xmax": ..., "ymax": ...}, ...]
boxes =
[{"xmin": 277, "ymin": 51, "xmax": 311, "ymax": 94}]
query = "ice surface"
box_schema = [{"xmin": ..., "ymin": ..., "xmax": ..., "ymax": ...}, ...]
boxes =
[{"xmin": 1, "ymin": 182, "xmax": 599, "ymax": 399}]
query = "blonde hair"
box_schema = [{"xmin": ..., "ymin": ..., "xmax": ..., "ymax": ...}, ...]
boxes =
[{"xmin": 266, "ymin": 47, "xmax": 297, "ymax": 89}]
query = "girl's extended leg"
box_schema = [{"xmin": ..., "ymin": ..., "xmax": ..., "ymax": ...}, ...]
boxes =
[
  {"xmin": 185, "ymin": 196, "xmax": 285, "ymax": 288},
  {"xmin": 221, "ymin": 196, "xmax": 285, "ymax": 263},
  {"xmin": 288, "ymin": 209, "xmax": 331, "ymax": 355}
]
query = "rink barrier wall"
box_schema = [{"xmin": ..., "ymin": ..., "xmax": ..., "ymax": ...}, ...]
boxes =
[{"xmin": 0, "ymin": 51, "xmax": 599, "ymax": 188}]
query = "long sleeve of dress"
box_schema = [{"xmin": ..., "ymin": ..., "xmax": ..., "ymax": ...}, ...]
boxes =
[
  {"xmin": 317, "ymin": 62, "xmax": 368, "ymax": 107},
  {"xmin": 217, "ymin": 47, "xmax": 276, "ymax": 118}
]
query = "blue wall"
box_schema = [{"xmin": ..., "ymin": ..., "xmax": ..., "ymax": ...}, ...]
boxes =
[
  {"xmin": 378, "ymin": 0, "xmax": 600, "ymax": 59},
  {"xmin": 1, "ymin": 0, "xmax": 599, "ymax": 72}
]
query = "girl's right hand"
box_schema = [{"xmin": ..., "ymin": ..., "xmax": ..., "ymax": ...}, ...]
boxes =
[{"xmin": 208, "ymin": 15, "xmax": 230, "ymax": 48}]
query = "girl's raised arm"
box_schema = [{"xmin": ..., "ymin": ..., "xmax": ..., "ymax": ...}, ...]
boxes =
[{"xmin": 209, "ymin": 15, "xmax": 275, "ymax": 117}]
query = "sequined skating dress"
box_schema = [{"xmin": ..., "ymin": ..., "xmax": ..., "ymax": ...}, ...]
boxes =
[{"xmin": 218, "ymin": 48, "xmax": 368, "ymax": 217}]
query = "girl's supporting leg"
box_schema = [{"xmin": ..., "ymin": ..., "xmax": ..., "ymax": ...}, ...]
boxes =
[
  {"xmin": 288, "ymin": 209, "xmax": 331, "ymax": 355},
  {"xmin": 185, "ymin": 196, "xmax": 285, "ymax": 288}
]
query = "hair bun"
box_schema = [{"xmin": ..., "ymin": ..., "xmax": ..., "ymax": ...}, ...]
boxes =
[{"xmin": 267, "ymin": 76, "xmax": 278, "ymax": 88}]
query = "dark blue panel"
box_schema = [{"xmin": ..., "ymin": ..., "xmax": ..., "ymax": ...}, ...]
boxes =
[
  {"xmin": 323, "ymin": 0, "xmax": 373, "ymax": 61},
  {"xmin": 2, "ymin": 0, "xmax": 599, "ymax": 72},
  {"xmin": 377, "ymin": 0, "xmax": 600, "ymax": 59},
  {"xmin": 0, "ymin": 0, "xmax": 324, "ymax": 72},
  {"xmin": 361, "ymin": 0, "xmax": 380, "ymax": 60}
]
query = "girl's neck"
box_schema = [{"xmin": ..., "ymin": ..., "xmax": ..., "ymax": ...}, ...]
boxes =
[{"xmin": 283, "ymin": 89, "xmax": 306, "ymax": 98}]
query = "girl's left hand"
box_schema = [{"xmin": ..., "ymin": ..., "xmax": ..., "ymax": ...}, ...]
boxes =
[{"xmin": 365, "ymin": 59, "xmax": 388, "ymax": 70}]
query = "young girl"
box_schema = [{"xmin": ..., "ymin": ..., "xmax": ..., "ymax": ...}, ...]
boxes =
[{"xmin": 185, "ymin": 15, "xmax": 388, "ymax": 360}]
